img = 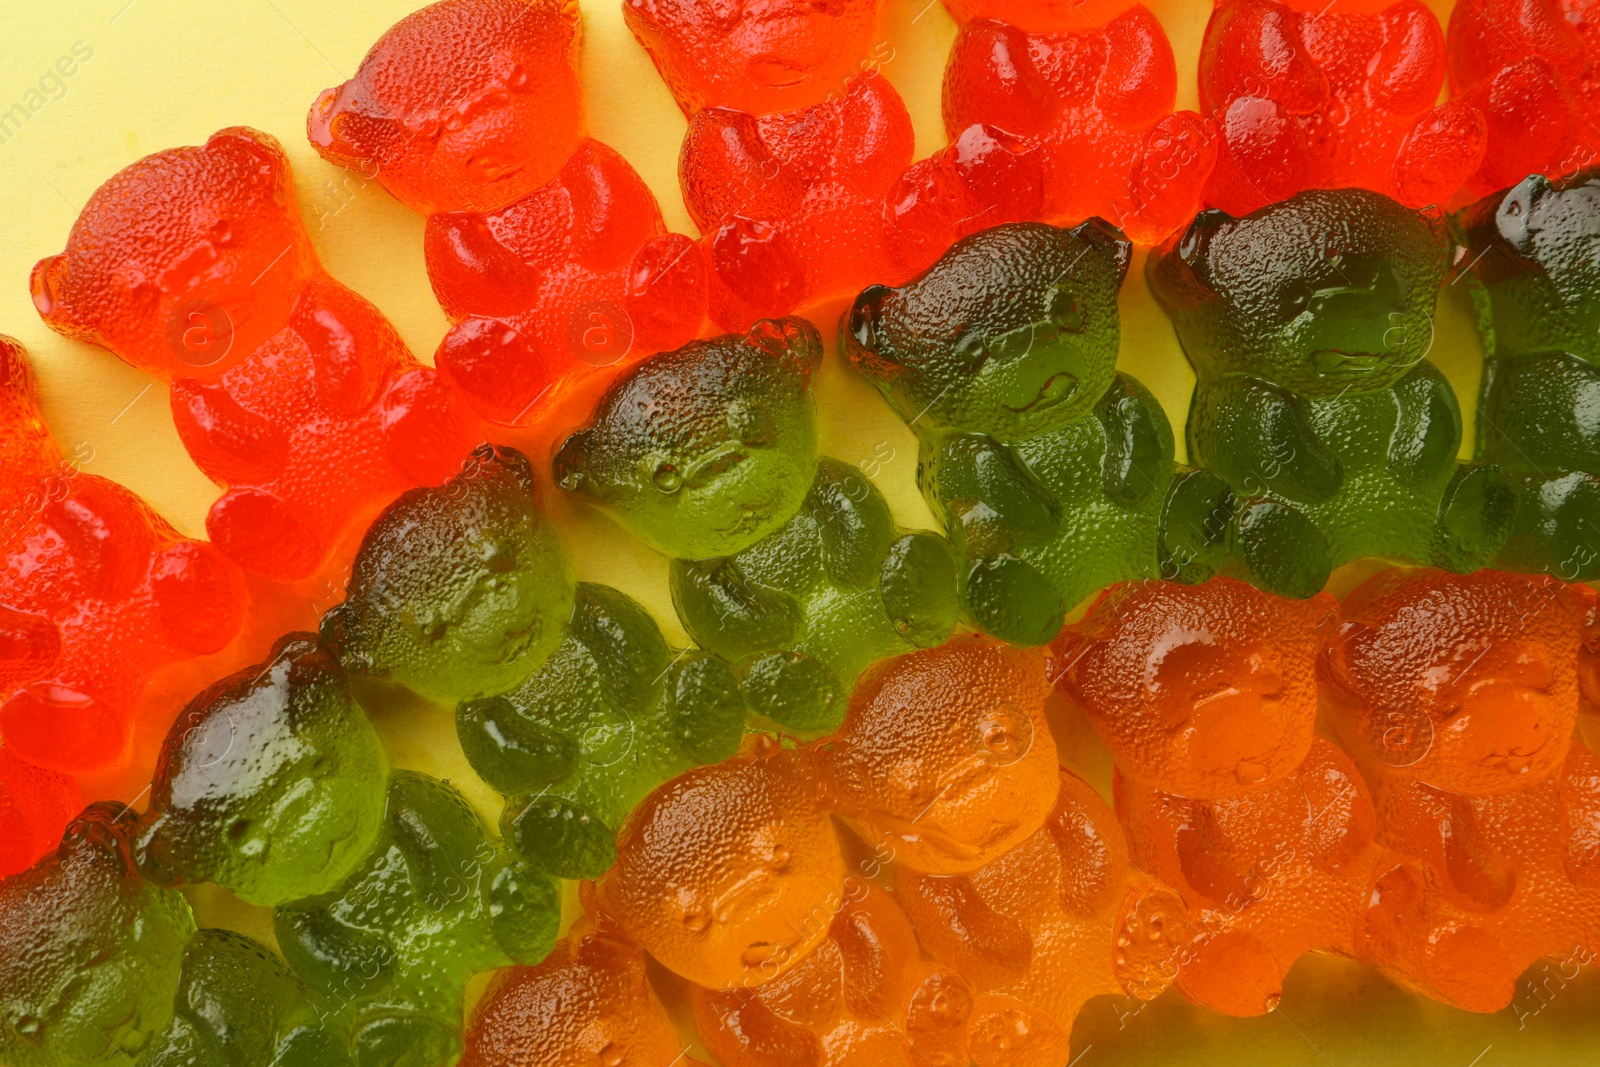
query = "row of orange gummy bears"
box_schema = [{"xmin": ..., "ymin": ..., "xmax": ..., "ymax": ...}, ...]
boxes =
[{"xmin": 453, "ymin": 567, "xmax": 1600, "ymax": 1066}]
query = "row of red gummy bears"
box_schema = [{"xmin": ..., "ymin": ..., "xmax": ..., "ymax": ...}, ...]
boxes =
[{"xmin": 451, "ymin": 567, "xmax": 1600, "ymax": 1066}]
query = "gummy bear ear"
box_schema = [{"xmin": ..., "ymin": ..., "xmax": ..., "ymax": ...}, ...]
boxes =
[
  {"xmin": 306, "ymin": 84, "xmax": 376, "ymax": 170},
  {"xmin": 551, "ymin": 429, "xmax": 595, "ymax": 499},
  {"xmin": 28, "ymin": 254, "xmax": 73, "ymax": 330},
  {"xmin": 1491, "ymin": 173, "xmax": 1551, "ymax": 259},
  {"xmin": 840, "ymin": 284, "xmax": 903, "ymax": 379},
  {"xmin": 1175, "ymin": 209, "xmax": 1232, "ymax": 277},
  {"xmin": 745, "ymin": 317, "xmax": 823, "ymax": 381},
  {"xmin": 1068, "ymin": 218, "xmax": 1133, "ymax": 285}
]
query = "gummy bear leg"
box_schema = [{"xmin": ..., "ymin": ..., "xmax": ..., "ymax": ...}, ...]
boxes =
[
  {"xmin": 1232, "ymin": 499, "xmax": 1330, "ymax": 600},
  {"xmin": 1494, "ymin": 471, "xmax": 1600, "ymax": 582},
  {"xmin": 1173, "ymin": 929, "xmax": 1284, "ymax": 1017},
  {"xmin": 1, "ymin": 683, "xmax": 129, "ymax": 774},
  {"xmin": 879, "ymin": 531, "xmax": 960, "ymax": 649},
  {"xmin": 1432, "ymin": 463, "xmax": 1517, "ymax": 574},
  {"xmin": 1158, "ymin": 469, "xmax": 1235, "ymax": 584},
  {"xmin": 206, "ymin": 488, "xmax": 328, "ymax": 581},
  {"xmin": 736, "ymin": 650, "xmax": 844, "ymax": 736},
  {"xmin": 1417, "ymin": 923, "xmax": 1517, "ymax": 1014},
  {"xmin": 503, "ymin": 794, "xmax": 617, "ymax": 881},
  {"xmin": 963, "ymin": 556, "xmax": 1065, "ymax": 647},
  {"xmin": 352, "ymin": 1012, "xmax": 461, "ymax": 1067},
  {"xmin": 147, "ymin": 540, "xmax": 247, "ymax": 655},
  {"xmin": 967, "ymin": 993, "xmax": 1069, "ymax": 1067}
]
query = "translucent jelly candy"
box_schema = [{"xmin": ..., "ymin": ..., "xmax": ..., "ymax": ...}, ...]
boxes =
[
  {"xmin": 813, "ymin": 637, "xmax": 1058, "ymax": 874},
  {"xmin": 1323, "ymin": 567, "xmax": 1597, "ymax": 794},
  {"xmin": 273, "ymin": 770, "xmax": 560, "ymax": 1067},
  {"xmin": 0, "ymin": 335, "xmax": 247, "ymax": 774},
  {"xmin": 693, "ymin": 880, "xmax": 976, "ymax": 1067},
  {"xmin": 557, "ymin": 317, "xmax": 958, "ymax": 733},
  {"xmin": 940, "ymin": 1, "xmax": 1218, "ymax": 243},
  {"xmin": 1447, "ymin": 0, "xmax": 1600, "ymax": 198},
  {"xmin": 321, "ymin": 444, "xmax": 575, "ymax": 706},
  {"xmin": 458, "ymin": 582, "xmax": 746, "ymax": 880},
  {"xmin": 32, "ymin": 128, "xmax": 482, "ymax": 580},
  {"xmin": 1199, "ymin": 0, "xmax": 1486, "ymax": 215},
  {"xmin": 1057, "ymin": 578, "xmax": 1335, "ymax": 799},
  {"xmin": 309, "ymin": 0, "xmax": 708, "ymax": 427},
  {"xmin": 0, "ymin": 745, "xmax": 80, "ymax": 878},
  {"xmin": 1148, "ymin": 187, "xmax": 1516, "ymax": 598},
  {"xmin": 596, "ymin": 737, "xmax": 846, "ymax": 990},
  {"xmin": 145, "ymin": 928, "xmax": 352, "ymax": 1067},
  {"xmin": 846, "ymin": 221, "xmax": 1197, "ymax": 645},
  {"xmin": 898, "ymin": 767, "xmax": 1187, "ymax": 1063},
  {"xmin": 135, "ymin": 633, "xmax": 388, "ymax": 906},
  {"xmin": 461, "ymin": 899, "xmax": 703, "ymax": 1067},
  {"xmin": 1453, "ymin": 168, "xmax": 1600, "ymax": 579},
  {"xmin": 0, "ymin": 803, "xmax": 196, "ymax": 1067}
]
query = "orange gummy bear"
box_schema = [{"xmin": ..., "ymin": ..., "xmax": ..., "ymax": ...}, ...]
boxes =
[
  {"xmin": 32, "ymin": 128, "xmax": 482, "ymax": 580},
  {"xmin": 597, "ymin": 736, "xmax": 846, "ymax": 991},
  {"xmin": 309, "ymin": 0, "xmax": 709, "ymax": 427},
  {"xmin": 899, "ymin": 767, "xmax": 1187, "ymax": 1066},
  {"xmin": 814, "ymin": 636, "xmax": 1059, "ymax": 875}
]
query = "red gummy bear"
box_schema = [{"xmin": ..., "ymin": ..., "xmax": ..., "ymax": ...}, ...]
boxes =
[
  {"xmin": 814, "ymin": 637, "xmax": 1059, "ymax": 875},
  {"xmin": 1199, "ymin": 0, "xmax": 1486, "ymax": 214},
  {"xmin": 693, "ymin": 881, "xmax": 976, "ymax": 1067},
  {"xmin": 1448, "ymin": 0, "xmax": 1600, "ymax": 197},
  {"xmin": 0, "ymin": 744, "xmax": 80, "ymax": 878},
  {"xmin": 461, "ymin": 895, "xmax": 708, "ymax": 1067},
  {"xmin": 0, "ymin": 336, "xmax": 247, "ymax": 776},
  {"xmin": 32, "ymin": 128, "xmax": 481, "ymax": 580},
  {"xmin": 309, "ymin": 0, "xmax": 708, "ymax": 427},
  {"xmin": 626, "ymin": 0, "xmax": 1041, "ymax": 328},
  {"xmin": 1056, "ymin": 578, "xmax": 1334, "ymax": 799},
  {"xmin": 899, "ymin": 768, "xmax": 1187, "ymax": 1065},
  {"xmin": 940, "ymin": 0, "xmax": 1218, "ymax": 244}
]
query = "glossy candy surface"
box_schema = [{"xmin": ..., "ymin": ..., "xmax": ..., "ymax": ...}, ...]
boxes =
[{"xmin": 32, "ymin": 128, "xmax": 481, "ymax": 579}]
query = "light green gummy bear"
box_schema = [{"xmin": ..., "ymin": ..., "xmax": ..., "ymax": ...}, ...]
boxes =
[
  {"xmin": 457, "ymin": 582, "xmax": 746, "ymax": 880},
  {"xmin": 554, "ymin": 318, "xmax": 959, "ymax": 734},
  {"xmin": 144, "ymin": 928, "xmax": 353, "ymax": 1067},
  {"xmin": 320, "ymin": 444, "xmax": 575, "ymax": 705},
  {"xmin": 136, "ymin": 633, "xmax": 387, "ymax": 907},
  {"xmin": 273, "ymin": 771, "xmax": 559, "ymax": 1067},
  {"xmin": 0, "ymin": 803, "xmax": 196, "ymax": 1067}
]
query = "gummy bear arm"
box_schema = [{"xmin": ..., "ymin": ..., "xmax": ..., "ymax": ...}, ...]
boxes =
[
  {"xmin": 929, "ymin": 432, "xmax": 1057, "ymax": 547},
  {"xmin": 1095, "ymin": 373, "xmax": 1176, "ymax": 506},
  {"xmin": 1385, "ymin": 362, "xmax": 1464, "ymax": 486},
  {"xmin": 1192, "ymin": 377, "xmax": 1342, "ymax": 504}
]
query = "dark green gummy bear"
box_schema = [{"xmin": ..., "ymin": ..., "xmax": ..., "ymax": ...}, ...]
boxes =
[
  {"xmin": 320, "ymin": 444, "xmax": 574, "ymax": 705},
  {"xmin": 555, "ymin": 318, "xmax": 958, "ymax": 733},
  {"xmin": 843, "ymin": 220, "xmax": 1182, "ymax": 640},
  {"xmin": 458, "ymin": 582, "xmax": 746, "ymax": 880},
  {"xmin": 1455, "ymin": 168, "xmax": 1600, "ymax": 580},
  {"xmin": 273, "ymin": 772, "xmax": 558, "ymax": 1067},
  {"xmin": 1148, "ymin": 188, "xmax": 1515, "ymax": 595}
]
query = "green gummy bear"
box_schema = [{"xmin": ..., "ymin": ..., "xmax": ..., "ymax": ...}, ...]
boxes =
[
  {"xmin": 555, "ymin": 318, "xmax": 959, "ymax": 732},
  {"xmin": 457, "ymin": 582, "xmax": 746, "ymax": 880},
  {"xmin": 272, "ymin": 771, "xmax": 558, "ymax": 1067},
  {"xmin": 1148, "ymin": 188, "xmax": 1515, "ymax": 598},
  {"xmin": 136, "ymin": 634, "xmax": 388, "ymax": 907},
  {"xmin": 0, "ymin": 803, "xmax": 196, "ymax": 1067},
  {"xmin": 144, "ymin": 928, "xmax": 353, "ymax": 1067},
  {"xmin": 320, "ymin": 444, "xmax": 575, "ymax": 705},
  {"xmin": 843, "ymin": 221, "xmax": 1196, "ymax": 643},
  {"xmin": 1454, "ymin": 168, "xmax": 1600, "ymax": 580}
]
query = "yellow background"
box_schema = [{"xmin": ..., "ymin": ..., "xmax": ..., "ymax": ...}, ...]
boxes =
[{"xmin": 1, "ymin": 0, "xmax": 1596, "ymax": 1062}]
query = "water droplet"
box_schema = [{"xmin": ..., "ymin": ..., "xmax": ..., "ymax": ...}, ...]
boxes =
[{"xmin": 653, "ymin": 463, "xmax": 682, "ymax": 493}]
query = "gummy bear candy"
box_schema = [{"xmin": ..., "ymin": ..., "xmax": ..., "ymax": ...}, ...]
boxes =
[
  {"xmin": 940, "ymin": 0, "xmax": 1219, "ymax": 243},
  {"xmin": 596, "ymin": 736, "xmax": 846, "ymax": 990},
  {"xmin": 32, "ymin": 127, "xmax": 482, "ymax": 579},
  {"xmin": 135, "ymin": 633, "xmax": 389, "ymax": 907},
  {"xmin": 461, "ymin": 896, "xmax": 705, "ymax": 1067},
  {"xmin": 556, "ymin": 317, "xmax": 958, "ymax": 733},
  {"xmin": 846, "ymin": 221, "xmax": 1203, "ymax": 645},
  {"xmin": 1057, "ymin": 578, "xmax": 1335, "ymax": 799},
  {"xmin": 308, "ymin": 0, "xmax": 709, "ymax": 427},
  {"xmin": 813, "ymin": 636, "xmax": 1059, "ymax": 874},
  {"xmin": 898, "ymin": 767, "xmax": 1187, "ymax": 1062},
  {"xmin": 321, "ymin": 444, "xmax": 575, "ymax": 706},
  {"xmin": 458, "ymin": 581, "xmax": 746, "ymax": 880},
  {"xmin": 0, "ymin": 335, "xmax": 248, "ymax": 774},
  {"xmin": 1199, "ymin": 0, "xmax": 1486, "ymax": 215},
  {"xmin": 1447, "ymin": 0, "xmax": 1600, "ymax": 198},
  {"xmin": 1323, "ymin": 567, "xmax": 1597, "ymax": 794},
  {"xmin": 1453, "ymin": 168, "xmax": 1600, "ymax": 579},
  {"xmin": 693, "ymin": 879, "xmax": 977, "ymax": 1067},
  {"xmin": 0, "ymin": 743, "xmax": 81, "ymax": 878},
  {"xmin": 1148, "ymin": 187, "xmax": 1516, "ymax": 598},
  {"xmin": 144, "ymin": 928, "xmax": 353, "ymax": 1067},
  {"xmin": 273, "ymin": 770, "xmax": 560, "ymax": 1067},
  {"xmin": 0, "ymin": 802, "xmax": 196, "ymax": 1067}
]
